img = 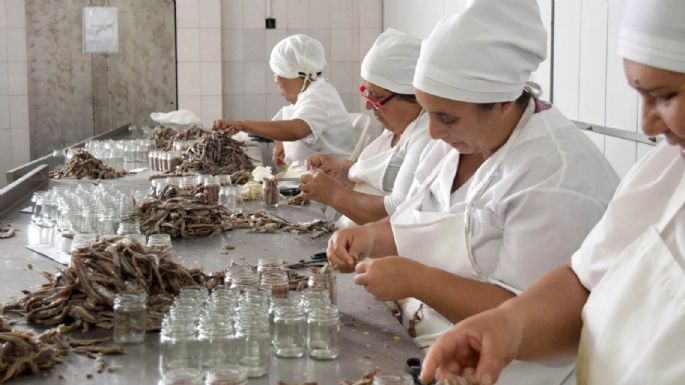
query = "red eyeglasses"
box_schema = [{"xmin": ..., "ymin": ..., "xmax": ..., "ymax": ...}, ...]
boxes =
[{"xmin": 358, "ymin": 85, "xmax": 396, "ymax": 110}]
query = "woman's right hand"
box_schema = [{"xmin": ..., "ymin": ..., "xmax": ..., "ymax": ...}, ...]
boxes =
[
  {"xmin": 306, "ymin": 154, "xmax": 346, "ymax": 179},
  {"xmin": 272, "ymin": 141, "xmax": 285, "ymax": 166},
  {"xmin": 420, "ymin": 306, "xmax": 524, "ymax": 385},
  {"xmin": 327, "ymin": 226, "xmax": 375, "ymax": 273}
]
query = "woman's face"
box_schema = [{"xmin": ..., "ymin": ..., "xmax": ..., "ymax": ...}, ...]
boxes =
[
  {"xmin": 415, "ymin": 90, "xmax": 515, "ymax": 154},
  {"xmin": 362, "ymin": 81, "xmax": 419, "ymax": 134},
  {"xmin": 274, "ymin": 75, "xmax": 305, "ymax": 104},
  {"xmin": 624, "ymin": 59, "xmax": 685, "ymax": 156}
]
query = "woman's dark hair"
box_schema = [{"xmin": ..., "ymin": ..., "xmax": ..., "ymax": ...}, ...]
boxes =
[
  {"xmin": 395, "ymin": 93, "xmax": 418, "ymax": 104},
  {"xmin": 477, "ymin": 90, "xmax": 533, "ymax": 112}
]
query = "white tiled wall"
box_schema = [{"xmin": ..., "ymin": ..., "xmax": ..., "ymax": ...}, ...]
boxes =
[
  {"xmin": 219, "ymin": 0, "xmax": 383, "ymax": 122},
  {"xmin": 176, "ymin": 0, "xmax": 223, "ymax": 129},
  {"xmin": 0, "ymin": 0, "xmax": 29, "ymax": 188}
]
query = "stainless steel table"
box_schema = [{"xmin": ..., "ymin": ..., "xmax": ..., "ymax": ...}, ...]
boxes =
[{"xmin": 0, "ymin": 169, "xmax": 421, "ymax": 384}]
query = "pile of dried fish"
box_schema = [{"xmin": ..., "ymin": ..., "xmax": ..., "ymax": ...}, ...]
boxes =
[
  {"xmin": 48, "ymin": 150, "xmax": 129, "ymax": 180},
  {"xmin": 151, "ymin": 126, "xmax": 209, "ymax": 151},
  {"xmin": 0, "ymin": 222, "xmax": 16, "ymax": 239},
  {"xmin": 230, "ymin": 170, "xmax": 252, "ymax": 185},
  {"xmin": 176, "ymin": 132, "xmax": 255, "ymax": 175},
  {"xmin": 277, "ymin": 368, "xmax": 382, "ymax": 385},
  {"xmin": 140, "ymin": 185, "xmax": 245, "ymax": 238},
  {"xmin": 245, "ymin": 212, "xmax": 333, "ymax": 238},
  {"xmin": 287, "ymin": 194, "xmax": 309, "ymax": 206},
  {"xmin": 3, "ymin": 238, "xmax": 224, "ymax": 332}
]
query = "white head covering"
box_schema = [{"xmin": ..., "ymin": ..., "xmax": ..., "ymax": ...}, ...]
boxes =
[
  {"xmin": 413, "ymin": 0, "xmax": 547, "ymax": 103},
  {"xmin": 618, "ymin": 0, "xmax": 685, "ymax": 74},
  {"xmin": 269, "ymin": 34, "xmax": 327, "ymax": 80},
  {"xmin": 361, "ymin": 29, "xmax": 422, "ymax": 95}
]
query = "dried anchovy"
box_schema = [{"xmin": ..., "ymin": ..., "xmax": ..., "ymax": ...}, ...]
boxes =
[
  {"xmin": 339, "ymin": 368, "xmax": 383, "ymax": 385},
  {"xmin": 284, "ymin": 219, "xmax": 335, "ymax": 239},
  {"xmin": 48, "ymin": 150, "xmax": 129, "ymax": 180},
  {"xmin": 287, "ymin": 194, "xmax": 309, "ymax": 206},
  {"xmin": 230, "ymin": 170, "xmax": 252, "ymax": 185},
  {"xmin": 151, "ymin": 126, "xmax": 209, "ymax": 151},
  {"xmin": 175, "ymin": 132, "xmax": 255, "ymax": 175},
  {"xmin": 0, "ymin": 222, "xmax": 16, "ymax": 239},
  {"xmin": 2, "ymin": 238, "xmax": 225, "ymax": 332},
  {"xmin": 407, "ymin": 304, "xmax": 424, "ymax": 339}
]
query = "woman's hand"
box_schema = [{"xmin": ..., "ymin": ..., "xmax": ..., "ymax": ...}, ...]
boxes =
[
  {"xmin": 299, "ymin": 169, "xmax": 346, "ymax": 205},
  {"xmin": 420, "ymin": 306, "xmax": 524, "ymax": 385},
  {"xmin": 306, "ymin": 154, "xmax": 348, "ymax": 182},
  {"xmin": 212, "ymin": 119, "xmax": 243, "ymax": 135},
  {"xmin": 353, "ymin": 256, "xmax": 422, "ymax": 301},
  {"xmin": 272, "ymin": 141, "xmax": 285, "ymax": 165},
  {"xmin": 327, "ymin": 226, "xmax": 376, "ymax": 273}
]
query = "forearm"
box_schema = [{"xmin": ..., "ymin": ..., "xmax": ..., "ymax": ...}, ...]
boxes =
[
  {"xmin": 240, "ymin": 119, "xmax": 311, "ymax": 141},
  {"xmin": 412, "ymin": 266, "xmax": 516, "ymax": 323},
  {"xmin": 503, "ymin": 266, "xmax": 589, "ymax": 361},
  {"xmin": 365, "ymin": 218, "xmax": 398, "ymax": 257},
  {"xmin": 330, "ymin": 189, "xmax": 389, "ymax": 225}
]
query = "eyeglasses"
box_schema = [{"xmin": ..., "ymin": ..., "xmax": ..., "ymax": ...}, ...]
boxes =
[{"xmin": 358, "ymin": 85, "xmax": 396, "ymax": 110}]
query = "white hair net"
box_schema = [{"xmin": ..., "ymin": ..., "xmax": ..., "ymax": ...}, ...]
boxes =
[
  {"xmin": 618, "ymin": 0, "xmax": 685, "ymax": 73},
  {"xmin": 361, "ymin": 29, "xmax": 422, "ymax": 95},
  {"xmin": 269, "ymin": 34, "xmax": 327, "ymax": 80},
  {"xmin": 413, "ymin": 0, "xmax": 547, "ymax": 103}
]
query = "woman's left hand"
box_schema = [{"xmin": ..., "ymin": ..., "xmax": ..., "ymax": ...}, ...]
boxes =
[
  {"xmin": 299, "ymin": 169, "xmax": 345, "ymax": 205},
  {"xmin": 353, "ymin": 256, "xmax": 422, "ymax": 301},
  {"xmin": 212, "ymin": 119, "xmax": 243, "ymax": 135}
]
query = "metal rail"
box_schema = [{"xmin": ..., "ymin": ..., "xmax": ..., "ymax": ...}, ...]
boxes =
[{"xmin": 572, "ymin": 120, "xmax": 659, "ymax": 146}]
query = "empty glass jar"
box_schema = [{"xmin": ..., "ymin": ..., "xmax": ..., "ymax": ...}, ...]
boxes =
[
  {"xmin": 113, "ymin": 292, "xmax": 148, "ymax": 344},
  {"xmin": 306, "ymin": 305, "xmax": 340, "ymax": 360},
  {"xmin": 272, "ymin": 304, "xmax": 306, "ymax": 358},
  {"xmin": 205, "ymin": 365, "xmax": 247, "ymax": 385},
  {"xmin": 235, "ymin": 318, "xmax": 270, "ymax": 378},
  {"xmin": 372, "ymin": 372, "xmax": 415, "ymax": 385},
  {"xmin": 308, "ymin": 268, "xmax": 337, "ymax": 305}
]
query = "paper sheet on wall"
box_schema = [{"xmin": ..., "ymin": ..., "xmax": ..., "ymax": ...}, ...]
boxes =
[{"xmin": 82, "ymin": 7, "xmax": 119, "ymax": 53}]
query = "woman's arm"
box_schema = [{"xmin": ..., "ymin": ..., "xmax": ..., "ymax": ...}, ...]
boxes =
[{"xmin": 215, "ymin": 119, "xmax": 312, "ymax": 141}]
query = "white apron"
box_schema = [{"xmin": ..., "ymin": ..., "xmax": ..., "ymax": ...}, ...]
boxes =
[
  {"xmin": 389, "ymin": 105, "xmax": 575, "ymax": 384},
  {"xmin": 282, "ymin": 105, "xmax": 318, "ymax": 169},
  {"xmin": 576, "ymin": 172, "xmax": 685, "ymax": 384}
]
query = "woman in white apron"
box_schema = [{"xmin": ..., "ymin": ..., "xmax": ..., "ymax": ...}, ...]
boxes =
[
  {"xmin": 213, "ymin": 34, "xmax": 354, "ymax": 169},
  {"xmin": 299, "ymin": 29, "xmax": 431, "ymax": 227},
  {"xmin": 419, "ymin": 1, "xmax": 685, "ymax": 384},
  {"xmin": 328, "ymin": 1, "xmax": 619, "ymax": 384}
]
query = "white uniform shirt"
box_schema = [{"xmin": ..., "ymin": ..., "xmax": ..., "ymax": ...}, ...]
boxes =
[
  {"xmin": 572, "ymin": 142, "xmax": 685, "ymax": 290},
  {"xmin": 406, "ymin": 103, "xmax": 620, "ymax": 293},
  {"xmin": 285, "ymin": 79, "xmax": 355, "ymax": 163}
]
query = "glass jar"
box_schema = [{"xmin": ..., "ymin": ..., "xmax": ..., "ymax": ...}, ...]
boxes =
[
  {"xmin": 220, "ymin": 186, "xmax": 243, "ymax": 214},
  {"xmin": 159, "ymin": 368, "xmax": 203, "ymax": 385},
  {"xmin": 169, "ymin": 151, "xmax": 183, "ymax": 171},
  {"xmin": 228, "ymin": 271, "xmax": 259, "ymax": 293},
  {"xmin": 198, "ymin": 314, "xmax": 239, "ymax": 369},
  {"xmin": 372, "ymin": 372, "xmax": 415, "ymax": 385},
  {"xmin": 272, "ymin": 305, "xmax": 306, "ymax": 358},
  {"xmin": 43, "ymin": 191, "xmax": 59, "ymax": 227},
  {"xmin": 59, "ymin": 204, "xmax": 81, "ymax": 237},
  {"xmin": 256, "ymin": 256, "xmax": 284, "ymax": 280},
  {"xmin": 218, "ymin": 175, "xmax": 232, "ymax": 187},
  {"xmin": 178, "ymin": 285, "xmax": 209, "ymax": 303},
  {"xmin": 113, "ymin": 292, "xmax": 148, "ymax": 344},
  {"xmin": 204, "ymin": 176, "xmax": 220, "ymax": 204},
  {"xmin": 259, "ymin": 271, "xmax": 289, "ymax": 300},
  {"xmin": 262, "ymin": 178, "xmax": 279, "ymax": 207},
  {"xmin": 117, "ymin": 221, "xmax": 142, "ymax": 236},
  {"xmin": 298, "ymin": 288, "xmax": 331, "ymax": 314},
  {"xmin": 205, "ymin": 365, "xmax": 247, "ymax": 385},
  {"xmin": 306, "ymin": 305, "xmax": 340, "ymax": 360},
  {"xmin": 98, "ymin": 212, "xmax": 118, "ymax": 236},
  {"xmin": 80, "ymin": 204, "xmax": 99, "ymax": 234},
  {"xmin": 148, "ymin": 234, "xmax": 172, "ymax": 259},
  {"xmin": 30, "ymin": 191, "xmax": 48, "ymax": 226},
  {"xmin": 160, "ymin": 313, "xmax": 198, "ymax": 371},
  {"xmin": 235, "ymin": 319, "xmax": 270, "ymax": 378},
  {"xmin": 308, "ymin": 269, "xmax": 337, "ymax": 305}
]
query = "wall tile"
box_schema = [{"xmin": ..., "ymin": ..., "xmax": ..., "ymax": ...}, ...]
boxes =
[
  {"xmin": 178, "ymin": 94, "xmax": 202, "ymax": 116},
  {"xmin": 176, "ymin": 0, "xmax": 200, "ymax": 28},
  {"xmin": 307, "ymin": 28, "xmax": 331, "ymax": 55},
  {"xmin": 177, "ymin": 28, "xmax": 200, "ymax": 62},
  {"xmin": 271, "ymin": 0, "xmax": 288, "ymax": 29},
  {"xmin": 0, "ymin": 0, "xmax": 6, "ymax": 29},
  {"xmin": 330, "ymin": 0, "xmax": 353, "ymax": 29},
  {"xmin": 244, "ymin": 61, "xmax": 267, "ymax": 94},
  {"xmin": 243, "ymin": 29, "xmax": 266, "ymax": 61},
  {"xmin": 604, "ymin": 137, "xmax": 636, "ymax": 178},
  {"xmin": 243, "ymin": 93, "xmax": 266, "ymax": 120},
  {"xmin": 221, "ymin": 0, "xmax": 243, "ymax": 29},
  {"xmin": 359, "ymin": 28, "xmax": 379, "ymax": 60},
  {"xmin": 288, "ymin": 0, "xmax": 310, "ymax": 29},
  {"xmin": 0, "ymin": 29, "xmax": 7, "ymax": 62},
  {"xmin": 266, "ymin": 93, "xmax": 285, "ymax": 119},
  {"xmin": 7, "ymin": 61, "xmax": 26, "ymax": 95},
  {"xmin": 222, "ymin": 61, "xmax": 244, "ymax": 94},
  {"xmin": 328, "ymin": 61, "xmax": 355, "ymax": 94},
  {"xmin": 308, "ymin": 0, "xmax": 330, "ymax": 29},
  {"xmin": 330, "ymin": 29, "xmax": 354, "ymax": 61},
  {"xmin": 222, "ymin": 29, "xmax": 244, "ymax": 61},
  {"xmin": 339, "ymin": 92, "xmax": 355, "ymax": 113},
  {"xmin": 200, "ymin": 95, "xmax": 222, "ymax": 128},
  {"xmin": 200, "ymin": 28, "xmax": 222, "ymax": 62},
  {"xmin": 6, "ymin": 27, "xmax": 25, "ymax": 62},
  {"xmin": 200, "ymin": 0, "xmax": 222, "ymax": 29},
  {"xmin": 10, "ymin": 127, "xmax": 28, "ymax": 162},
  {"xmin": 0, "ymin": 160, "xmax": 12, "ymax": 187},
  {"xmin": 552, "ymin": 0, "xmax": 581, "ymax": 119},
  {"xmin": 577, "ymin": 0, "xmax": 608, "ymax": 125},
  {"xmin": 264, "ymin": 29, "xmax": 288, "ymax": 63},
  {"xmin": 178, "ymin": 62, "xmax": 201, "ymax": 95},
  {"xmin": 222, "ymin": 94, "xmax": 244, "ymax": 119},
  {"xmin": 0, "ymin": 95, "xmax": 8, "ymax": 128},
  {"xmin": 583, "ymin": 131, "xmax": 604, "ymax": 154},
  {"xmin": 0, "ymin": 62, "xmax": 8, "ymax": 95},
  {"xmin": 201, "ymin": 62, "xmax": 222, "ymax": 96},
  {"xmin": 5, "ymin": 0, "xmax": 24, "ymax": 29},
  {"xmin": 358, "ymin": 0, "xmax": 381, "ymax": 29},
  {"xmin": 0, "ymin": 129, "xmax": 10, "ymax": 160},
  {"xmin": 243, "ymin": 0, "xmax": 266, "ymax": 29},
  {"xmin": 9, "ymin": 94, "xmax": 27, "ymax": 129}
]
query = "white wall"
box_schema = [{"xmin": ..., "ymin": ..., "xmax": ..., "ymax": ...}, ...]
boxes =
[
  {"xmin": 383, "ymin": 0, "xmax": 654, "ymax": 178},
  {"xmin": 0, "ymin": 0, "xmax": 30, "ymax": 188}
]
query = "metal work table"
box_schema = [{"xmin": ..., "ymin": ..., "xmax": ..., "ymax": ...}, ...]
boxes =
[{"xmin": 0, "ymin": 161, "xmax": 421, "ymax": 384}]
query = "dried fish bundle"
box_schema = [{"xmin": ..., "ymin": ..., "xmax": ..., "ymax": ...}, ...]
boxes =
[
  {"xmin": 287, "ymin": 194, "xmax": 309, "ymax": 206},
  {"xmin": 151, "ymin": 126, "xmax": 209, "ymax": 151},
  {"xmin": 340, "ymin": 368, "xmax": 382, "ymax": 385},
  {"xmin": 176, "ymin": 131, "xmax": 255, "ymax": 175},
  {"xmin": 230, "ymin": 170, "xmax": 252, "ymax": 185},
  {"xmin": 3, "ymin": 238, "xmax": 225, "ymax": 333},
  {"xmin": 0, "ymin": 222, "xmax": 15, "ymax": 239},
  {"xmin": 284, "ymin": 219, "xmax": 335, "ymax": 239},
  {"xmin": 48, "ymin": 150, "xmax": 129, "ymax": 180}
]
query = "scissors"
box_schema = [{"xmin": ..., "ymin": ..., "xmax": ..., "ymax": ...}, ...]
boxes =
[{"xmin": 286, "ymin": 252, "xmax": 328, "ymax": 269}]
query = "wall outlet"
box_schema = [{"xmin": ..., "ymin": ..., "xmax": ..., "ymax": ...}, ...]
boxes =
[{"xmin": 265, "ymin": 17, "xmax": 276, "ymax": 29}]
